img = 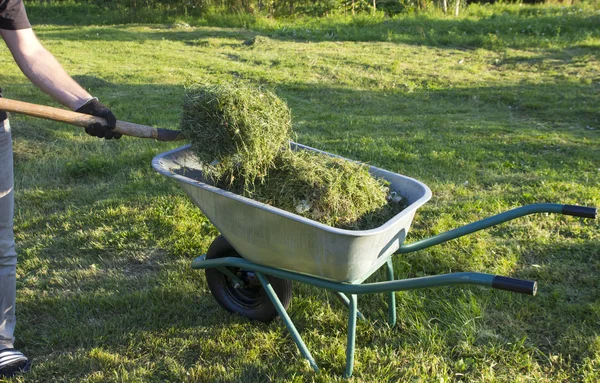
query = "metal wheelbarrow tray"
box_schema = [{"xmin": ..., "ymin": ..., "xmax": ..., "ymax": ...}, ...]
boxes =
[{"xmin": 152, "ymin": 143, "xmax": 597, "ymax": 378}]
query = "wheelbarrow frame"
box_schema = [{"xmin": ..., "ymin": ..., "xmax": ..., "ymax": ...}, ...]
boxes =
[
  {"xmin": 152, "ymin": 145, "xmax": 597, "ymax": 378},
  {"xmin": 190, "ymin": 203, "xmax": 595, "ymax": 377}
]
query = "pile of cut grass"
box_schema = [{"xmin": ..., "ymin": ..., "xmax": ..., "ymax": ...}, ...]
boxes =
[
  {"xmin": 233, "ymin": 150, "xmax": 406, "ymax": 229},
  {"xmin": 181, "ymin": 83, "xmax": 292, "ymax": 189},
  {"xmin": 181, "ymin": 83, "xmax": 406, "ymax": 229}
]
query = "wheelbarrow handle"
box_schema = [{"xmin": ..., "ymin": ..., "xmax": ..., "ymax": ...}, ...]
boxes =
[
  {"xmin": 492, "ymin": 276, "xmax": 537, "ymax": 296},
  {"xmin": 193, "ymin": 255, "xmax": 540, "ymax": 296},
  {"xmin": 0, "ymin": 98, "xmax": 185, "ymax": 142},
  {"xmin": 399, "ymin": 203, "xmax": 597, "ymax": 254},
  {"xmin": 562, "ymin": 205, "xmax": 597, "ymax": 219}
]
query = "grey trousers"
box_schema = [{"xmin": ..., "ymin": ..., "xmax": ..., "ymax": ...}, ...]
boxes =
[{"xmin": 0, "ymin": 119, "xmax": 16, "ymax": 349}]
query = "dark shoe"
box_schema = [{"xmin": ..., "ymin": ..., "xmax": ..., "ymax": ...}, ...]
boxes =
[{"xmin": 0, "ymin": 348, "xmax": 30, "ymax": 378}]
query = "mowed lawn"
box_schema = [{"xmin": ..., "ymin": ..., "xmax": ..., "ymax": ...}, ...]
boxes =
[{"xmin": 0, "ymin": 4, "xmax": 598, "ymax": 382}]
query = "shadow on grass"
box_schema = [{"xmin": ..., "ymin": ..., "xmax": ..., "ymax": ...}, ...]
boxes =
[
  {"xmin": 276, "ymin": 82, "xmax": 599, "ymax": 190},
  {"xmin": 257, "ymin": 14, "xmax": 600, "ymax": 49},
  {"xmin": 484, "ymin": 240, "xmax": 599, "ymax": 357}
]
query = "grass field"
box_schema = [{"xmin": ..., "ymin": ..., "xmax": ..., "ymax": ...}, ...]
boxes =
[{"xmin": 1, "ymin": 2, "xmax": 598, "ymax": 382}]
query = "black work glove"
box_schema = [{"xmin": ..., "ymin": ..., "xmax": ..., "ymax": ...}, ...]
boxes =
[{"xmin": 76, "ymin": 98, "xmax": 121, "ymax": 140}]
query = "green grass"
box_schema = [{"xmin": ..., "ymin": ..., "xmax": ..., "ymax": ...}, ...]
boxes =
[{"xmin": 2, "ymin": 2, "xmax": 599, "ymax": 382}]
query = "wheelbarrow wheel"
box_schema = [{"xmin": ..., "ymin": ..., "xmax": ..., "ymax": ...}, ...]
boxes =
[{"xmin": 205, "ymin": 235, "xmax": 292, "ymax": 322}]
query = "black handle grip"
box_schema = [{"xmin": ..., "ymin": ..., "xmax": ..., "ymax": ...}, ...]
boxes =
[
  {"xmin": 492, "ymin": 276, "xmax": 537, "ymax": 296},
  {"xmin": 562, "ymin": 205, "xmax": 597, "ymax": 219}
]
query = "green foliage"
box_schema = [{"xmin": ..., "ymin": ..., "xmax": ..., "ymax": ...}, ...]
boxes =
[
  {"xmin": 26, "ymin": 2, "xmax": 600, "ymax": 52},
  {"xmin": 29, "ymin": 0, "xmax": 427, "ymax": 18}
]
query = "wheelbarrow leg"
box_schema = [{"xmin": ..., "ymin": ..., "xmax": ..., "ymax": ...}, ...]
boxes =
[
  {"xmin": 386, "ymin": 259, "xmax": 397, "ymax": 327},
  {"xmin": 256, "ymin": 272, "xmax": 319, "ymax": 373},
  {"xmin": 333, "ymin": 292, "xmax": 365, "ymax": 321},
  {"xmin": 344, "ymin": 294, "xmax": 358, "ymax": 378}
]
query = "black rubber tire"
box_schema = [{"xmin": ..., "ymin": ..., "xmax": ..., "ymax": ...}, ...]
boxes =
[{"xmin": 205, "ymin": 235, "xmax": 292, "ymax": 322}]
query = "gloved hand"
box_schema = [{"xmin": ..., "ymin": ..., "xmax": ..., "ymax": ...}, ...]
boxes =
[{"xmin": 75, "ymin": 98, "xmax": 121, "ymax": 140}]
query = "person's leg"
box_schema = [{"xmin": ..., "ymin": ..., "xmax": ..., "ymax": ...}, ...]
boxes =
[{"xmin": 0, "ymin": 119, "xmax": 28, "ymax": 377}]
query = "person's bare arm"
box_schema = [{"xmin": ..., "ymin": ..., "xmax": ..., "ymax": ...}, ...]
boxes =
[
  {"xmin": 0, "ymin": 27, "xmax": 92, "ymax": 111},
  {"xmin": 0, "ymin": 27, "xmax": 119, "ymax": 138}
]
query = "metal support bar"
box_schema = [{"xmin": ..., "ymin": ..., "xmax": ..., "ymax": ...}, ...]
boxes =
[
  {"xmin": 256, "ymin": 272, "xmax": 319, "ymax": 373},
  {"xmin": 333, "ymin": 292, "xmax": 366, "ymax": 321},
  {"xmin": 386, "ymin": 259, "xmax": 397, "ymax": 327},
  {"xmin": 193, "ymin": 257, "xmax": 499, "ymax": 295},
  {"xmin": 216, "ymin": 266, "xmax": 245, "ymax": 287},
  {"xmin": 344, "ymin": 294, "xmax": 358, "ymax": 379}
]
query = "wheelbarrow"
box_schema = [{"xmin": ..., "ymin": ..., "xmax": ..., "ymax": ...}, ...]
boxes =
[{"xmin": 152, "ymin": 143, "xmax": 597, "ymax": 378}]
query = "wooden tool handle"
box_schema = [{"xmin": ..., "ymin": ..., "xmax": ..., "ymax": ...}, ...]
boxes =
[{"xmin": 0, "ymin": 98, "xmax": 184, "ymax": 142}]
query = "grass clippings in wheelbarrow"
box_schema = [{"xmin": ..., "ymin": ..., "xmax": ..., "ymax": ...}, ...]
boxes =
[
  {"xmin": 180, "ymin": 82, "xmax": 407, "ymax": 230},
  {"xmin": 249, "ymin": 150, "xmax": 407, "ymax": 230},
  {"xmin": 181, "ymin": 82, "xmax": 292, "ymax": 189}
]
